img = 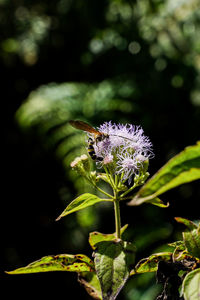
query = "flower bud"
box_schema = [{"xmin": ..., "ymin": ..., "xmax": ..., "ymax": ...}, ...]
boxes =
[
  {"xmin": 70, "ymin": 155, "xmax": 90, "ymax": 176},
  {"xmin": 89, "ymin": 171, "xmax": 98, "ymax": 185},
  {"xmin": 136, "ymin": 154, "xmax": 149, "ymax": 173},
  {"xmin": 80, "ymin": 154, "xmax": 90, "ymax": 172}
]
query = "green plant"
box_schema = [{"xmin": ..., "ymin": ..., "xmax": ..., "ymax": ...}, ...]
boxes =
[{"xmin": 6, "ymin": 121, "xmax": 200, "ymax": 300}]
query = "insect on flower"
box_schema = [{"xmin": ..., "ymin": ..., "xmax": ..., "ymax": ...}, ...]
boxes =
[
  {"xmin": 69, "ymin": 120, "xmax": 141, "ymax": 162},
  {"xmin": 69, "ymin": 120, "xmax": 108, "ymax": 161},
  {"xmin": 69, "ymin": 120, "xmax": 153, "ymax": 183}
]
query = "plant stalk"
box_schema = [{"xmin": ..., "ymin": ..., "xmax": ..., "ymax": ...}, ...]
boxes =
[{"xmin": 113, "ymin": 193, "xmax": 121, "ymax": 239}]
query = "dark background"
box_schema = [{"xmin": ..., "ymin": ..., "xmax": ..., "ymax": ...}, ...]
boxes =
[{"xmin": 2, "ymin": 1, "xmax": 200, "ymax": 299}]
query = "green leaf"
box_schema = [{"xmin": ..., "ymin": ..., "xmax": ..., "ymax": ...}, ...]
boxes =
[
  {"xmin": 174, "ymin": 217, "xmax": 200, "ymax": 258},
  {"xmin": 173, "ymin": 247, "xmax": 193, "ymax": 262},
  {"xmin": 56, "ymin": 193, "xmax": 112, "ymax": 220},
  {"xmin": 128, "ymin": 142, "xmax": 200, "ymax": 206},
  {"xmin": 173, "ymin": 217, "xmax": 200, "ymax": 259},
  {"xmin": 130, "ymin": 252, "xmax": 172, "ymax": 276},
  {"xmin": 183, "ymin": 230, "xmax": 200, "ymax": 258},
  {"xmin": 182, "ymin": 268, "xmax": 200, "ymax": 300},
  {"xmin": 78, "ymin": 271, "xmax": 102, "ymax": 300},
  {"xmin": 6, "ymin": 254, "xmax": 94, "ymax": 274},
  {"xmin": 169, "ymin": 241, "xmax": 188, "ymax": 261},
  {"xmin": 94, "ymin": 240, "xmax": 134, "ymax": 300},
  {"xmin": 132, "ymin": 196, "xmax": 169, "ymax": 207},
  {"xmin": 175, "ymin": 217, "xmax": 198, "ymax": 230},
  {"xmin": 168, "ymin": 240, "xmax": 185, "ymax": 249},
  {"xmin": 124, "ymin": 241, "xmax": 136, "ymax": 268},
  {"xmin": 89, "ymin": 224, "xmax": 129, "ymax": 250}
]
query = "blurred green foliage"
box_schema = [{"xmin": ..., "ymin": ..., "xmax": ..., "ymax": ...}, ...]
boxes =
[
  {"xmin": 2, "ymin": 0, "xmax": 200, "ymax": 300},
  {"xmin": 16, "ymin": 80, "xmax": 136, "ymax": 179}
]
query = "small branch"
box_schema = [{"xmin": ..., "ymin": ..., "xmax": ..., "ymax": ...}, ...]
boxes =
[
  {"xmin": 120, "ymin": 182, "xmax": 138, "ymax": 199},
  {"xmin": 83, "ymin": 173, "xmax": 113, "ymax": 199},
  {"xmin": 104, "ymin": 166, "xmax": 116, "ymax": 190},
  {"xmin": 94, "ymin": 185, "xmax": 114, "ymax": 199}
]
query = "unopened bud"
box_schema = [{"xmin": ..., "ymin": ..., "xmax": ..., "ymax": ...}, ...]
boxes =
[
  {"xmin": 89, "ymin": 171, "xmax": 98, "ymax": 184},
  {"xmin": 70, "ymin": 154, "xmax": 90, "ymax": 176},
  {"xmin": 136, "ymin": 154, "xmax": 149, "ymax": 173},
  {"xmin": 80, "ymin": 154, "xmax": 90, "ymax": 172}
]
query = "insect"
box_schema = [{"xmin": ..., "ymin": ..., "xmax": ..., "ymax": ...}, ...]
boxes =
[
  {"xmin": 69, "ymin": 120, "xmax": 135, "ymax": 161},
  {"xmin": 87, "ymin": 137, "xmax": 103, "ymax": 161},
  {"xmin": 69, "ymin": 120, "xmax": 108, "ymax": 161}
]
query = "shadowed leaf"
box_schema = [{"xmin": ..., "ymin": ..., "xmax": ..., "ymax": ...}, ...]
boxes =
[
  {"xmin": 175, "ymin": 217, "xmax": 200, "ymax": 258},
  {"xmin": 94, "ymin": 240, "xmax": 135, "ymax": 300},
  {"xmin": 183, "ymin": 230, "xmax": 200, "ymax": 259}
]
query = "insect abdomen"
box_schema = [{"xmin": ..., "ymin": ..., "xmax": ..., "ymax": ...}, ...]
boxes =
[{"xmin": 88, "ymin": 138, "xmax": 103, "ymax": 161}]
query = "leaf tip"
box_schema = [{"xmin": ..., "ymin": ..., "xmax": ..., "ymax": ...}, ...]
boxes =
[
  {"xmin": 55, "ymin": 215, "xmax": 61, "ymax": 221},
  {"xmin": 130, "ymin": 269, "xmax": 136, "ymax": 276},
  {"xmin": 5, "ymin": 270, "xmax": 16, "ymax": 275},
  {"xmin": 55, "ymin": 212, "xmax": 67, "ymax": 221}
]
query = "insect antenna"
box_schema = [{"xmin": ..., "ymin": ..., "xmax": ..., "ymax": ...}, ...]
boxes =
[{"xmin": 109, "ymin": 134, "xmax": 134, "ymax": 142}]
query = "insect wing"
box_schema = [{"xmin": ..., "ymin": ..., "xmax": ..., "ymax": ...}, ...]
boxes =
[{"xmin": 69, "ymin": 120, "xmax": 101, "ymax": 135}]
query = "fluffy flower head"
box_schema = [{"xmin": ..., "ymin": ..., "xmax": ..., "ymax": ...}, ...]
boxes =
[{"xmin": 88, "ymin": 121, "xmax": 153, "ymax": 182}]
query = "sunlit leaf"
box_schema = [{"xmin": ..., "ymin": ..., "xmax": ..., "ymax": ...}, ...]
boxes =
[
  {"xmin": 89, "ymin": 224, "xmax": 129, "ymax": 250},
  {"xmin": 128, "ymin": 142, "xmax": 200, "ymax": 206},
  {"xmin": 130, "ymin": 252, "xmax": 172, "ymax": 276},
  {"xmin": 175, "ymin": 217, "xmax": 198, "ymax": 230},
  {"xmin": 56, "ymin": 193, "xmax": 112, "ymax": 220},
  {"xmin": 6, "ymin": 254, "xmax": 94, "ymax": 274},
  {"xmin": 182, "ymin": 268, "xmax": 200, "ymax": 300}
]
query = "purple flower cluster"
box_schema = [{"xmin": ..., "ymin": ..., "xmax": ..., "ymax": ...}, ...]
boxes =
[{"xmin": 88, "ymin": 121, "xmax": 153, "ymax": 182}]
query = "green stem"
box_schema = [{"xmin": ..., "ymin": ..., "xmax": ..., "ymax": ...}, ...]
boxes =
[
  {"xmin": 104, "ymin": 166, "xmax": 116, "ymax": 189},
  {"xmin": 85, "ymin": 173, "xmax": 113, "ymax": 199},
  {"xmin": 114, "ymin": 175, "xmax": 118, "ymax": 187},
  {"xmin": 102, "ymin": 167, "xmax": 121, "ymax": 239},
  {"xmin": 120, "ymin": 182, "xmax": 138, "ymax": 199},
  {"xmin": 113, "ymin": 192, "xmax": 121, "ymax": 239},
  {"xmin": 95, "ymin": 185, "xmax": 114, "ymax": 199}
]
